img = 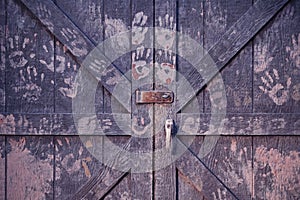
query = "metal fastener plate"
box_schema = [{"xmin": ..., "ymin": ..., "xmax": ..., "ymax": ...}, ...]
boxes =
[{"xmin": 136, "ymin": 90, "xmax": 174, "ymax": 104}]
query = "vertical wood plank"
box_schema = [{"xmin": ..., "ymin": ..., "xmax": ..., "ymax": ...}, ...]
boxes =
[
  {"xmin": 131, "ymin": 0, "xmax": 154, "ymax": 198},
  {"xmin": 54, "ymin": 0, "xmax": 104, "ymax": 113},
  {"xmin": 204, "ymin": 136, "xmax": 252, "ymax": 199},
  {"xmin": 253, "ymin": 136, "xmax": 300, "ymax": 199},
  {"xmin": 203, "ymin": 0, "xmax": 253, "ymax": 114},
  {"xmin": 0, "ymin": 136, "xmax": 5, "ymax": 199},
  {"xmin": 0, "ymin": 0, "xmax": 5, "ymax": 112},
  {"xmin": 54, "ymin": 136, "xmax": 103, "ymax": 199},
  {"xmin": 7, "ymin": 136, "xmax": 54, "ymax": 199},
  {"xmin": 154, "ymin": 1, "xmax": 177, "ymax": 199},
  {"xmin": 6, "ymin": 0, "xmax": 54, "ymax": 113},
  {"xmin": 178, "ymin": 0, "xmax": 204, "ymax": 113},
  {"xmin": 103, "ymin": 0, "xmax": 131, "ymax": 113},
  {"xmin": 103, "ymin": 136, "xmax": 131, "ymax": 199},
  {"xmin": 253, "ymin": 0, "xmax": 300, "ymax": 113},
  {"xmin": 177, "ymin": 169, "xmax": 206, "ymax": 200}
]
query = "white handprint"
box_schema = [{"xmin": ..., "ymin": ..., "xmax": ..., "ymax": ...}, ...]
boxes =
[
  {"xmin": 254, "ymin": 41, "xmax": 275, "ymax": 73},
  {"xmin": 132, "ymin": 12, "xmax": 149, "ymax": 45},
  {"xmin": 132, "ymin": 46, "xmax": 151, "ymax": 80},
  {"xmin": 286, "ymin": 33, "xmax": 300, "ymax": 68},
  {"xmin": 212, "ymin": 188, "xmax": 228, "ymax": 200},
  {"xmin": 61, "ymin": 28, "xmax": 88, "ymax": 57},
  {"xmin": 36, "ymin": 3, "xmax": 54, "ymax": 32},
  {"xmin": 156, "ymin": 14, "xmax": 176, "ymax": 50},
  {"xmin": 259, "ymin": 69, "xmax": 292, "ymax": 105}
]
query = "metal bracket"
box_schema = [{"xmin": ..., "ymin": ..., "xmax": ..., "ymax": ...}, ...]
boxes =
[{"xmin": 136, "ymin": 90, "xmax": 174, "ymax": 104}]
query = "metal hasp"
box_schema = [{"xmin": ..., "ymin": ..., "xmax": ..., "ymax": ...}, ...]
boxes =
[{"xmin": 135, "ymin": 90, "xmax": 174, "ymax": 104}]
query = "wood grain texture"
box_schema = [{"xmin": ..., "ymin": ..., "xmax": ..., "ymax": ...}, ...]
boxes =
[
  {"xmin": 6, "ymin": 0, "xmax": 55, "ymax": 113},
  {"xmin": 177, "ymin": 169, "xmax": 206, "ymax": 200},
  {"xmin": 7, "ymin": 136, "xmax": 54, "ymax": 200},
  {"xmin": 154, "ymin": 0, "xmax": 177, "ymax": 199},
  {"xmin": 0, "ymin": 113, "xmax": 131, "ymax": 135},
  {"xmin": 176, "ymin": 139, "xmax": 238, "ymax": 200},
  {"xmin": 199, "ymin": 136, "xmax": 253, "ymax": 199},
  {"xmin": 204, "ymin": 0, "xmax": 253, "ymax": 114},
  {"xmin": 253, "ymin": 136, "xmax": 300, "ymax": 199},
  {"xmin": 0, "ymin": 136, "xmax": 5, "ymax": 199},
  {"xmin": 253, "ymin": 0, "xmax": 300, "ymax": 113},
  {"xmin": 54, "ymin": 0, "xmax": 104, "ymax": 114},
  {"xmin": 178, "ymin": 0, "xmax": 204, "ymax": 114},
  {"xmin": 103, "ymin": 0, "xmax": 131, "ymax": 114},
  {"xmin": 54, "ymin": 136, "xmax": 103, "ymax": 199},
  {"xmin": 0, "ymin": 0, "xmax": 5, "ymax": 112},
  {"xmin": 72, "ymin": 136, "xmax": 131, "ymax": 199},
  {"xmin": 130, "ymin": 0, "xmax": 154, "ymax": 198},
  {"xmin": 20, "ymin": 0, "xmax": 131, "ymax": 112},
  {"xmin": 177, "ymin": 113, "xmax": 300, "ymax": 135},
  {"xmin": 176, "ymin": 0, "xmax": 289, "ymax": 112}
]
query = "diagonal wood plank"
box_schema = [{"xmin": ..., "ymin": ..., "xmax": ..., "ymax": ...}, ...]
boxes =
[
  {"xmin": 175, "ymin": 139, "xmax": 239, "ymax": 199},
  {"xmin": 71, "ymin": 138, "xmax": 132, "ymax": 199},
  {"xmin": 176, "ymin": 0, "xmax": 289, "ymax": 112},
  {"xmin": 19, "ymin": 0, "xmax": 131, "ymax": 112}
]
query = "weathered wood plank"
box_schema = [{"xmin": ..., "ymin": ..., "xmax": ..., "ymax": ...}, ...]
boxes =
[
  {"xmin": 177, "ymin": 169, "xmax": 206, "ymax": 200},
  {"xmin": 7, "ymin": 136, "xmax": 54, "ymax": 199},
  {"xmin": 19, "ymin": 0, "xmax": 131, "ymax": 112},
  {"xmin": 55, "ymin": 0, "xmax": 104, "ymax": 114},
  {"xmin": 130, "ymin": 0, "xmax": 154, "ymax": 198},
  {"xmin": 176, "ymin": 138, "xmax": 238, "ymax": 199},
  {"xmin": 0, "ymin": 136, "xmax": 5, "ymax": 199},
  {"xmin": 6, "ymin": 0, "xmax": 54, "ymax": 113},
  {"xmin": 0, "ymin": 113, "xmax": 131, "ymax": 135},
  {"xmin": 0, "ymin": 113, "xmax": 299, "ymax": 135},
  {"xmin": 177, "ymin": 113, "xmax": 300, "ymax": 135},
  {"xmin": 253, "ymin": 136, "xmax": 300, "ymax": 199},
  {"xmin": 204, "ymin": 0, "xmax": 253, "ymax": 114},
  {"xmin": 154, "ymin": 1, "xmax": 177, "ymax": 199},
  {"xmin": 103, "ymin": 0, "xmax": 131, "ymax": 114},
  {"xmin": 0, "ymin": 0, "xmax": 5, "ymax": 113},
  {"xmin": 103, "ymin": 173, "xmax": 131, "ymax": 200},
  {"xmin": 54, "ymin": 136, "xmax": 103, "ymax": 199},
  {"xmin": 254, "ymin": 0, "xmax": 300, "ymax": 113},
  {"xmin": 178, "ymin": 0, "xmax": 204, "ymax": 114},
  {"xmin": 72, "ymin": 136, "xmax": 131, "ymax": 199},
  {"xmin": 176, "ymin": 0, "xmax": 289, "ymax": 112},
  {"xmin": 189, "ymin": 136, "xmax": 253, "ymax": 199}
]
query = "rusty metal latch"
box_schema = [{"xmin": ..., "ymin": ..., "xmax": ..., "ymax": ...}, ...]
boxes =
[{"xmin": 136, "ymin": 90, "xmax": 174, "ymax": 104}]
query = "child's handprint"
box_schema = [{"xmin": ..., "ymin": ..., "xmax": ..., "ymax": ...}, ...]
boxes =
[
  {"xmin": 155, "ymin": 14, "xmax": 176, "ymax": 50},
  {"xmin": 61, "ymin": 28, "xmax": 88, "ymax": 57},
  {"xmin": 132, "ymin": 46, "xmax": 151, "ymax": 80},
  {"xmin": 8, "ymin": 36, "xmax": 29, "ymax": 68},
  {"xmin": 259, "ymin": 69, "xmax": 292, "ymax": 105},
  {"xmin": 132, "ymin": 12, "xmax": 149, "ymax": 45},
  {"xmin": 286, "ymin": 33, "xmax": 300, "ymax": 68},
  {"xmin": 36, "ymin": 3, "xmax": 54, "ymax": 32},
  {"xmin": 254, "ymin": 41, "xmax": 275, "ymax": 73}
]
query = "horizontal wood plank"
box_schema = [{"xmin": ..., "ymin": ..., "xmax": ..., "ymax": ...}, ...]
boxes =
[
  {"xmin": 0, "ymin": 113, "xmax": 131, "ymax": 135},
  {"xmin": 177, "ymin": 113, "xmax": 300, "ymax": 135}
]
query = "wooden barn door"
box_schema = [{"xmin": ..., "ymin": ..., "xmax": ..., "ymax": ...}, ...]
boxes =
[{"xmin": 1, "ymin": 0, "xmax": 300, "ymax": 199}]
